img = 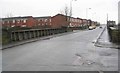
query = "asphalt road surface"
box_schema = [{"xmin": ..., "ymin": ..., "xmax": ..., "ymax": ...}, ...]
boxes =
[{"xmin": 3, "ymin": 26, "xmax": 118, "ymax": 71}]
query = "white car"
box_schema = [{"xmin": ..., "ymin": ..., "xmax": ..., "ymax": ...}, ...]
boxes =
[{"xmin": 88, "ymin": 26, "xmax": 93, "ymax": 30}]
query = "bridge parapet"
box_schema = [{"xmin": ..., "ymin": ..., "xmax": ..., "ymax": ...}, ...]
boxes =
[{"xmin": 2, "ymin": 28, "xmax": 68, "ymax": 45}]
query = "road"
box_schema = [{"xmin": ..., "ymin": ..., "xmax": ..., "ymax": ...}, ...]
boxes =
[{"xmin": 2, "ymin": 25, "xmax": 118, "ymax": 71}]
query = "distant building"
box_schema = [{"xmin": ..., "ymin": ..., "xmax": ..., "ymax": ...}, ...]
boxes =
[
  {"xmin": 2, "ymin": 16, "xmax": 36, "ymax": 28},
  {"xmin": 51, "ymin": 14, "xmax": 84, "ymax": 28},
  {"xmin": 82, "ymin": 19, "xmax": 88, "ymax": 26},
  {"xmin": 51, "ymin": 14, "xmax": 69, "ymax": 28},
  {"xmin": 2, "ymin": 14, "xmax": 98, "ymax": 29},
  {"xmin": 69, "ymin": 17, "xmax": 83, "ymax": 27},
  {"xmin": 107, "ymin": 20, "xmax": 116, "ymax": 27},
  {"xmin": 118, "ymin": 1, "xmax": 120, "ymax": 25}
]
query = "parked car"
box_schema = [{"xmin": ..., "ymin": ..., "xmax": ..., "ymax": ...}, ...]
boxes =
[
  {"xmin": 88, "ymin": 26, "xmax": 93, "ymax": 30},
  {"xmin": 89, "ymin": 26, "xmax": 96, "ymax": 30},
  {"xmin": 92, "ymin": 26, "xmax": 96, "ymax": 29}
]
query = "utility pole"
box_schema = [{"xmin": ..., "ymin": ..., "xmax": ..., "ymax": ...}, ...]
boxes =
[
  {"xmin": 70, "ymin": 0, "xmax": 77, "ymax": 17},
  {"xmin": 118, "ymin": 1, "xmax": 120, "ymax": 26},
  {"xmin": 86, "ymin": 8, "xmax": 91, "ymax": 19},
  {"xmin": 69, "ymin": 0, "xmax": 77, "ymax": 27},
  {"xmin": 107, "ymin": 13, "xmax": 108, "ymax": 24}
]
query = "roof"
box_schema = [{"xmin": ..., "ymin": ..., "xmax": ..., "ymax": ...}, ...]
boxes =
[
  {"xmin": 34, "ymin": 16, "xmax": 51, "ymax": 19},
  {"xmin": 52, "ymin": 14, "xmax": 66, "ymax": 18},
  {"xmin": 2, "ymin": 16, "xmax": 33, "ymax": 20},
  {"xmin": 52, "ymin": 14, "xmax": 78, "ymax": 19}
]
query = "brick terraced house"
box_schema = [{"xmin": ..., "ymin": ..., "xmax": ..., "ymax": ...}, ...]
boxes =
[
  {"xmin": 51, "ymin": 14, "xmax": 87, "ymax": 28},
  {"xmin": 51, "ymin": 14, "xmax": 69, "ymax": 28},
  {"xmin": 2, "ymin": 16, "xmax": 36, "ymax": 28},
  {"xmin": 34, "ymin": 16, "xmax": 52, "ymax": 28},
  {"xmin": 2, "ymin": 14, "xmax": 98, "ymax": 29}
]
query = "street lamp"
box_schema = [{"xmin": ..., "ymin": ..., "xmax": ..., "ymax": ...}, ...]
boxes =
[
  {"xmin": 86, "ymin": 8, "xmax": 91, "ymax": 19},
  {"xmin": 92, "ymin": 12, "xmax": 96, "ymax": 21},
  {"xmin": 69, "ymin": 0, "xmax": 77, "ymax": 27},
  {"xmin": 70, "ymin": 0, "xmax": 77, "ymax": 17}
]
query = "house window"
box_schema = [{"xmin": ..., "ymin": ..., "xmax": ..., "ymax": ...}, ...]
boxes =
[
  {"xmin": 76, "ymin": 19, "xmax": 77, "ymax": 22},
  {"xmin": 23, "ymin": 19, "xmax": 26, "ymax": 23},
  {"xmin": 11, "ymin": 25, "xmax": 15, "ymax": 27},
  {"xmin": 45, "ymin": 19, "xmax": 47, "ymax": 22},
  {"xmin": 13, "ymin": 20, "xmax": 15, "ymax": 23},
  {"xmin": 73, "ymin": 19, "xmax": 75, "ymax": 22},
  {"xmin": 21, "ymin": 25, "xmax": 26, "ymax": 27},
  {"xmin": 72, "ymin": 19, "xmax": 73, "ymax": 22},
  {"xmin": 42, "ymin": 19, "xmax": 44, "ymax": 21},
  {"xmin": 38, "ymin": 19, "xmax": 40, "ymax": 21},
  {"xmin": 70, "ymin": 18, "xmax": 71, "ymax": 21},
  {"xmin": 49, "ymin": 19, "xmax": 51, "ymax": 22},
  {"xmin": 17, "ymin": 20, "xmax": 20, "ymax": 23},
  {"xmin": 67, "ymin": 18, "xmax": 70, "ymax": 21},
  {"xmin": 69, "ymin": 23, "xmax": 72, "ymax": 27},
  {"xmin": 2, "ymin": 21, "xmax": 4, "ymax": 24},
  {"xmin": 7, "ymin": 21, "xmax": 9, "ymax": 23}
]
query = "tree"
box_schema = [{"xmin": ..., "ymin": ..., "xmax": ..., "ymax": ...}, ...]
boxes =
[
  {"xmin": 64, "ymin": 5, "xmax": 69, "ymax": 17},
  {"xmin": 60, "ymin": 5, "xmax": 71, "ymax": 22},
  {"xmin": 6, "ymin": 13, "xmax": 13, "ymax": 18}
]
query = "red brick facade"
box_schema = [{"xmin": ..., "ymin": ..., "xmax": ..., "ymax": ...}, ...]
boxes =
[
  {"xmin": 2, "ymin": 16, "xmax": 36, "ymax": 27},
  {"xmin": 2, "ymin": 14, "xmax": 98, "ymax": 28},
  {"xmin": 69, "ymin": 17, "xmax": 83, "ymax": 27},
  {"xmin": 35, "ymin": 16, "xmax": 52, "ymax": 28},
  {"xmin": 51, "ymin": 14, "xmax": 87, "ymax": 28},
  {"xmin": 51, "ymin": 14, "xmax": 69, "ymax": 28}
]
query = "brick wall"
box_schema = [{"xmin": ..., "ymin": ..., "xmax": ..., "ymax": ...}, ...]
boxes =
[
  {"xmin": 2, "ymin": 16, "xmax": 36, "ymax": 28},
  {"xmin": 51, "ymin": 14, "xmax": 68, "ymax": 28}
]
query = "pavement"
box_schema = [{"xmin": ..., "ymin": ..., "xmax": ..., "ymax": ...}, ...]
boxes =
[{"xmin": 95, "ymin": 25, "xmax": 120, "ymax": 49}]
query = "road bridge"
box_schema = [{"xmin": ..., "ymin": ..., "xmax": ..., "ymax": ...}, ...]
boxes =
[{"xmin": 2, "ymin": 25, "xmax": 118, "ymax": 71}]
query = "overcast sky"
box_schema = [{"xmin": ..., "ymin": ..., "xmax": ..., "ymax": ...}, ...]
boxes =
[{"xmin": 0, "ymin": 0, "xmax": 119, "ymax": 24}]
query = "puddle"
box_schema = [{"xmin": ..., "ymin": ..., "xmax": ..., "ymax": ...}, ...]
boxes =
[
  {"xmin": 75, "ymin": 53, "xmax": 82, "ymax": 57},
  {"xmin": 85, "ymin": 60, "xmax": 95, "ymax": 65},
  {"xmin": 74, "ymin": 53, "xmax": 95, "ymax": 66},
  {"xmin": 43, "ymin": 37, "xmax": 51, "ymax": 40}
]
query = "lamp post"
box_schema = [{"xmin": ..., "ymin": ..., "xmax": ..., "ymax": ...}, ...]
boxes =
[
  {"xmin": 86, "ymin": 8, "xmax": 91, "ymax": 19},
  {"xmin": 86, "ymin": 8, "xmax": 91, "ymax": 27},
  {"xmin": 118, "ymin": 1, "xmax": 120, "ymax": 26},
  {"xmin": 69, "ymin": 0, "xmax": 77, "ymax": 27},
  {"xmin": 70, "ymin": 0, "xmax": 77, "ymax": 17},
  {"xmin": 92, "ymin": 12, "xmax": 96, "ymax": 21}
]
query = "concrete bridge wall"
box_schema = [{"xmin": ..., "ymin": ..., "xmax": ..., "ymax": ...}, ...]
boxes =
[{"xmin": 10, "ymin": 28, "xmax": 67, "ymax": 42}]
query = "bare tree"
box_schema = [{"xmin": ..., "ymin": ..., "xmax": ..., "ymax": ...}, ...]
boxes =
[
  {"xmin": 60, "ymin": 5, "xmax": 71, "ymax": 27},
  {"xmin": 64, "ymin": 6, "xmax": 69, "ymax": 17},
  {"xmin": 6, "ymin": 13, "xmax": 13, "ymax": 18},
  {"xmin": 60, "ymin": 5, "xmax": 70, "ymax": 21},
  {"xmin": 60, "ymin": 5, "xmax": 70, "ymax": 15}
]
